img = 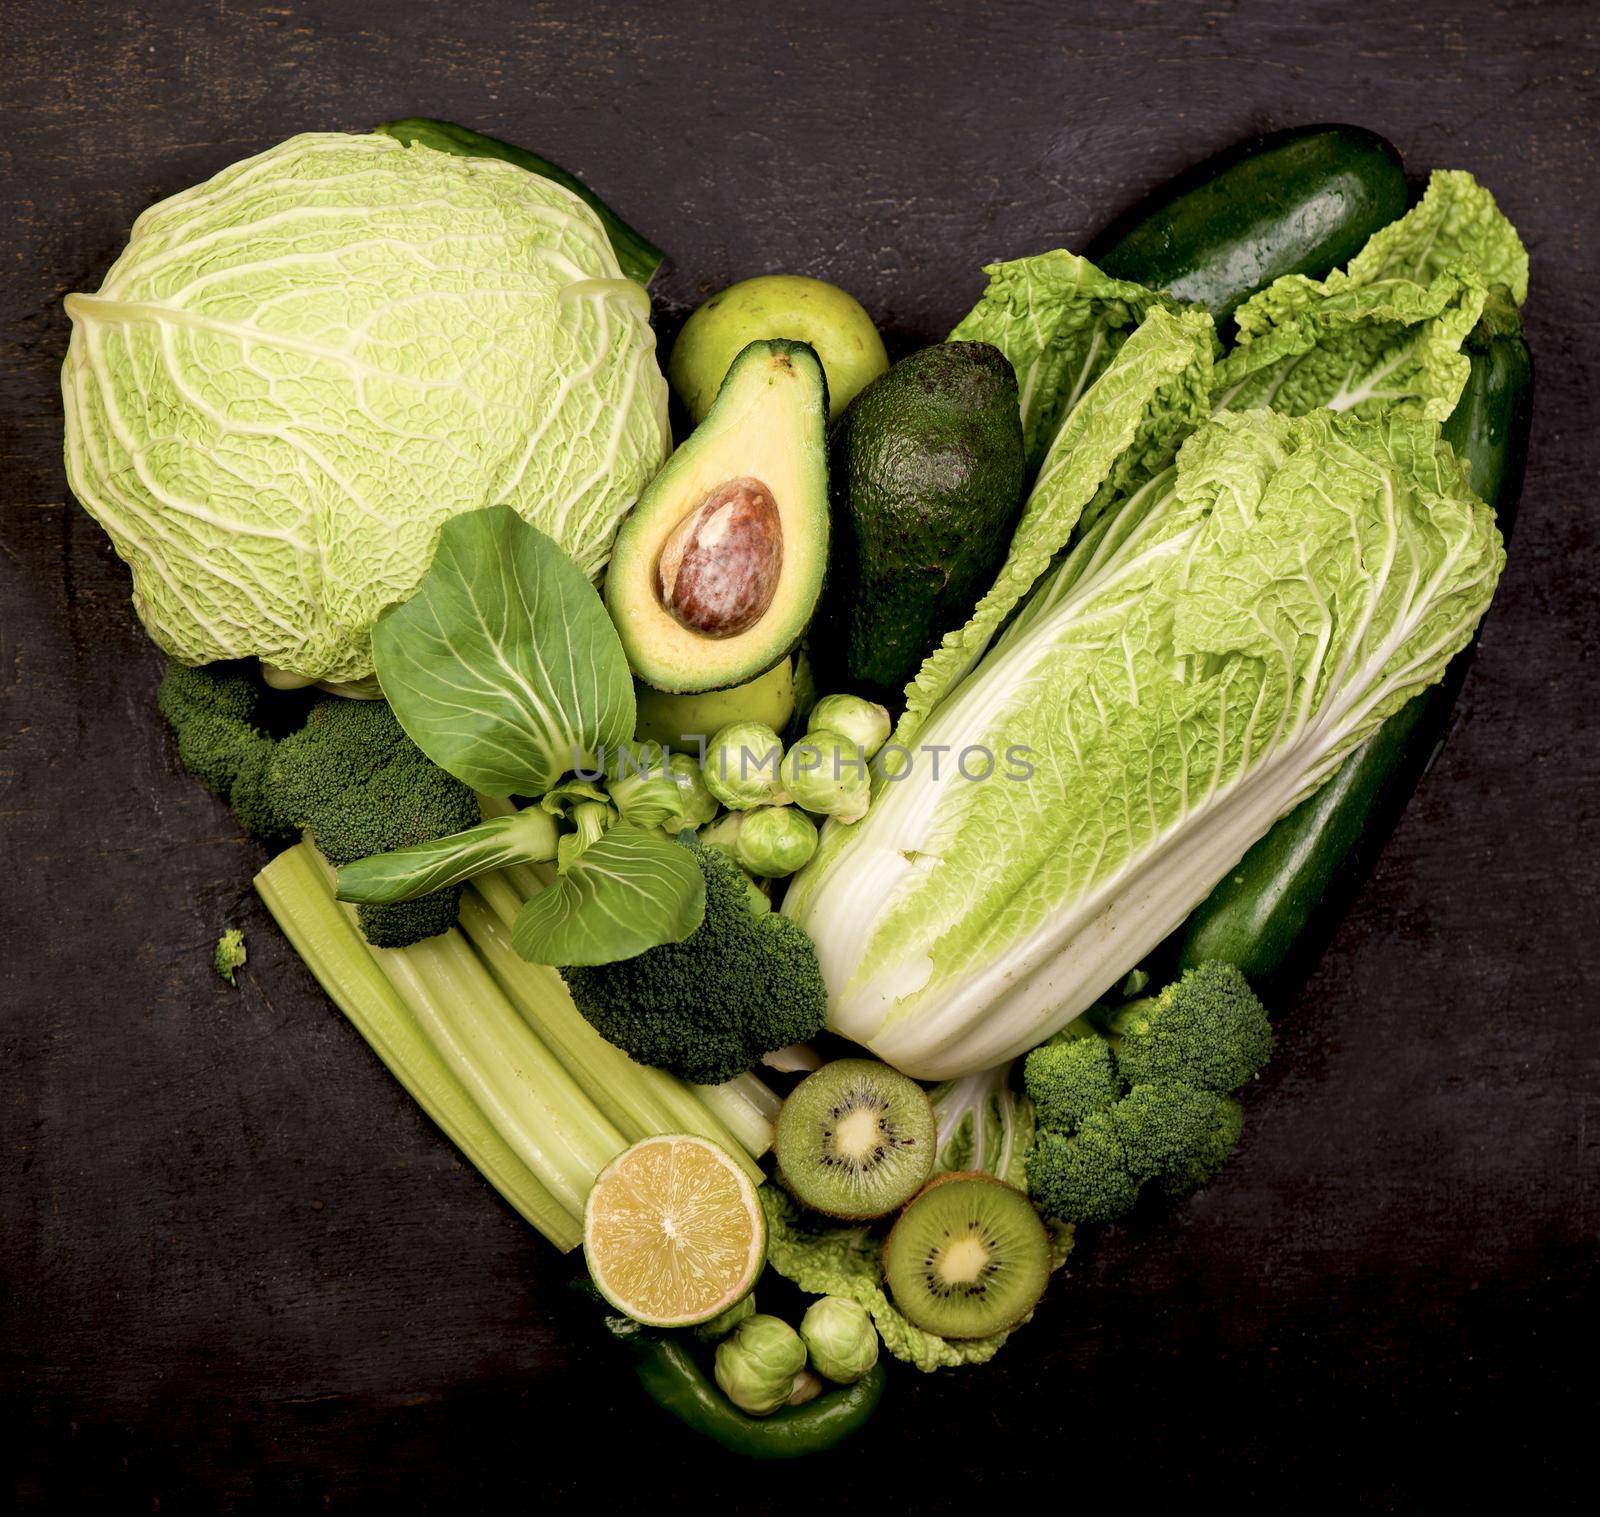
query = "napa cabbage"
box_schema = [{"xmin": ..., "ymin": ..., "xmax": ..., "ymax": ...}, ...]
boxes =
[
  {"xmin": 786, "ymin": 171, "xmax": 1521, "ymax": 1080},
  {"xmin": 61, "ymin": 131, "xmax": 669, "ymax": 685},
  {"xmin": 1214, "ymin": 170, "xmax": 1527, "ymax": 418},
  {"xmin": 784, "ymin": 404, "xmax": 1504, "ymax": 1078}
]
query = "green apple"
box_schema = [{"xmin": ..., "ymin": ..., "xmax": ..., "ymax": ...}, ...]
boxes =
[{"xmin": 669, "ymin": 275, "xmax": 888, "ymax": 423}]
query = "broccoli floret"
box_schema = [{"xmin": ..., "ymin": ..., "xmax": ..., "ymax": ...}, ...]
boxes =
[
  {"xmin": 1153, "ymin": 1094, "xmax": 1244, "ymax": 1200},
  {"xmin": 156, "ymin": 661, "xmax": 294, "ymax": 843},
  {"xmin": 1023, "ymin": 1034, "xmax": 1121, "ymax": 1133},
  {"xmin": 1105, "ymin": 961, "xmax": 1272, "ymax": 1094},
  {"xmin": 1112, "ymin": 1082, "xmax": 1241, "ymax": 1183},
  {"xmin": 270, "ymin": 698, "xmax": 480, "ymax": 947},
  {"xmin": 1025, "ymin": 1111, "xmax": 1141, "ymax": 1225},
  {"xmin": 157, "ymin": 659, "xmax": 479, "ymax": 948},
  {"xmin": 561, "ymin": 838, "xmax": 827, "ymax": 1084},
  {"xmin": 213, "ymin": 928, "xmax": 248, "ymax": 986},
  {"xmin": 1022, "ymin": 961, "xmax": 1272, "ymax": 1226}
]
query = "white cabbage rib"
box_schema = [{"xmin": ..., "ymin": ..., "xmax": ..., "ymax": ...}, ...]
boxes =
[
  {"xmin": 61, "ymin": 131, "xmax": 668, "ymax": 683},
  {"xmin": 784, "ymin": 409, "xmax": 1503, "ymax": 1079}
]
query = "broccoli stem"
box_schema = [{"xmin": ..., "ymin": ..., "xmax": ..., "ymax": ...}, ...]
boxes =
[
  {"xmin": 334, "ymin": 807, "xmax": 559, "ymax": 904},
  {"xmin": 253, "ymin": 842, "xmax": 581, "ymax": 1250}
]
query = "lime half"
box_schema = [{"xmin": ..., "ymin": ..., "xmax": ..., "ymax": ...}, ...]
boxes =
[{"xmin": 583, "ymin": 1134, "xmax": 766, "ymax": 1327}]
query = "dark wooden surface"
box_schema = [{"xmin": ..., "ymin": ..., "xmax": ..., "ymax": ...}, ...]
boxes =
[{"xmin": 4, "ymin": 1, "xmax": 1597, "ymax": 1508}]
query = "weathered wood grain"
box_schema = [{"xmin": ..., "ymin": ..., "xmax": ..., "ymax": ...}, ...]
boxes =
[{"xmin": 3, "ymin": 0, "xmax": 1596, "ymax": 1506}]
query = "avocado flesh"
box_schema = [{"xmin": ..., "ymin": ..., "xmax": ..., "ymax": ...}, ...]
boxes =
[
  {"xmin": 815, "ymin": 342, "xmax": 1025, "ymax": 696},
  {"xmin": 607, "ymin": 340, "xmax": 830, "ymax": 694}
]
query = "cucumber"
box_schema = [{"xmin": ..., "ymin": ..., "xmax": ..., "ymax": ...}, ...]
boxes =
[
  {"xmin": 375, "ymin": 118, "xmax": 665, "ymax": 286},
  {"xmin": 1174, "ymin": 299, "xmax": 1532, "ymax": 981},
  {"xmin": 1086, "ymin": 124, "xmax": 1408, "ymax": 323}
]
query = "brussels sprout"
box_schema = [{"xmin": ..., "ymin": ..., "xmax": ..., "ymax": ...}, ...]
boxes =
[
  {"xmin": 610, "ymin": 742, "xmax": 719, "ymax": 833},
  {"xmin": 694, "ymin": 1292, "xmax": 756, "ymax": 1343},
  {"xmin": 798, "ymin": 1296, "xmax": 879, "ymax": 1385},
  {"xmin": 713, "ymin": 1314, "xmax": 808, "ymax": 1417},
  {"xmin": 699, "ymin": 811, "xmax": 745, "ymax": 853},
  {"xmin": 808, "ymin": 695, "xmax": 890, "ymax": 759},
  {"xmin": 735, "ymin": 806, "xmax": 819, "ymax": 878},
  {"xmin": 779, "ymin": 730, "xmax": 871, "ymax": 824},
  {"xmin": 702, "ymin": 721, "xmax": 788, "ymax": 810},
  {"xmin": 786, "ymin": 1369, "xmax": 825, "ymax": 1406}
]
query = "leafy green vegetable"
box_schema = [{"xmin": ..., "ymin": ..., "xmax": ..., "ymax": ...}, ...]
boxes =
[
  {"xmin": 1214, "ymin": 170, "xmax": 1527, "ymax": 420},
  {"xmin": 895, "ymin": 303, "xmax": 1215, "ymax": 745},
  {"xmin": 759, "ymin": 1187, "xmax": 1071, "ymax": 1373},
  {"xmin": 335, "ymin": 808, "xmax": 560, "ymax": 904},
  {"xmin": 786, "ymin": 408, "xmax": 1503, "ymax": 1078},
  {"xmin": 1342, "ymin": 169, "xmax": 1529, "ymax": 300},
  {"xmin": 63, "ymin": 132, "xmax": 668, "ymax": 685},
  {"xmin": 511, "ymin": 826, "xmax": 706, "ymax": 967},
  {"xmin": 949, "ymin": 249, "xmax": 1182, "ymax": 471},
  {"xmin": 375, "ymin": 118, "xmax": 666, "ymax": 286},
  {"xmin": 1214, "ymin": 264, "xmax": 1489, "ymax": 419},
  {"xmin": 373, "ymin": 506, "xmax": 636, "ymax": 798},
  {"xmin": 927, "ymin": 1065, "xmax": 1035, "ymax": 1189}
]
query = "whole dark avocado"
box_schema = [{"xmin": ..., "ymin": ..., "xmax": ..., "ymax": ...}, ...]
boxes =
[{"xmin": 817, "ymin": 341, "xmax": 1025, "ymax": 697}]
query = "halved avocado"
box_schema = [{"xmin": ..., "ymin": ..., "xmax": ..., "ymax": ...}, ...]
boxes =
[{"xmin": 607, "ymin": 340, "xmax": 829, "ymax": 693}]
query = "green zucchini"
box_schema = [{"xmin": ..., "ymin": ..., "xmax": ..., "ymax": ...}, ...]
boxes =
[
  {"xmin": 1174, "ymin": 298, "xmax": 1532, "ymax": 981},
  {"xmin": 1086, "ymin": 124, "xmax": 1408, "ymax": 323},
  {"xmin": 375, "ymin": 117, "xmax": 665, "ymax": 286}
]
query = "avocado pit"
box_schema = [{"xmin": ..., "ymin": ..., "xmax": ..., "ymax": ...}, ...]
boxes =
[{"xmin": 656, "ymin": 477, "xmax": 784, "ymax": 639}]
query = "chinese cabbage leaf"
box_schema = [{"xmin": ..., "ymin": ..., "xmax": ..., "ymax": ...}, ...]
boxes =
[{"xmin": 785, "ymin": 409, "xmax": 1504, "ymax": 1078}]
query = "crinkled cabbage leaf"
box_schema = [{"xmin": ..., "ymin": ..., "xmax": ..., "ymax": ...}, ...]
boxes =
[
  {"xmin": 1214, "ymin": 170, "xmax": 1527, "ymax": 420},
  {"xmin": 950, "ymin": 249, "xmax": 1184, "ymax": 472},
  {"xmin": 897, "ymin": 304, "xmax": 1216, "ymax": 745},
  {"xmin": 62, "ymin": 132, "xmax": 669, "ymax": 683}
]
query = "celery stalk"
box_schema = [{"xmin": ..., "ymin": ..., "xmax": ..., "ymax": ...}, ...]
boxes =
[
  {"xmin": 459, "ymin": 882, "xmax": 766, "ymax": 1180},
  {"xmin": 253, "ymin": 842, "xmax": 581, "ymax": 1252},
  {"xmin": 475, "ymin": 864, "xmax": 781, "ymax": 1160},
  {"xmin": 694, "ymin": 1073, "xmax": 781, "ymax": 1156},
  {"xmin": 367, "ymin": 927, "xmax": 626, "ymax": 1217}
]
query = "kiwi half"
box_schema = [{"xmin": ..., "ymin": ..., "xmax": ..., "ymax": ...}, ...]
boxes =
[
  {"xmin": 882, "ymin": 1172, "xmax": 1050, "ymax": 1339},
  {"xmin": 774, "ymin": 1059, "xmax": 937, "ymax": 1220}
]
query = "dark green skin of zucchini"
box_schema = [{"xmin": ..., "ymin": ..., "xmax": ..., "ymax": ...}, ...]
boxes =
[
  {"xmin": 1174, "ymin": 312, "xmax": 1532, "ymax": 983},
  {"xmin": 1087, "ymin": 125, "xmax": 1409, "ymax": 324},
  {"xmin": 375, "ymin": 118, "xmax": 665, "ymax": 285},
  {"xmin": 630, "ymin": 1338, "xmax": 887, "ymax": 1459}
]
